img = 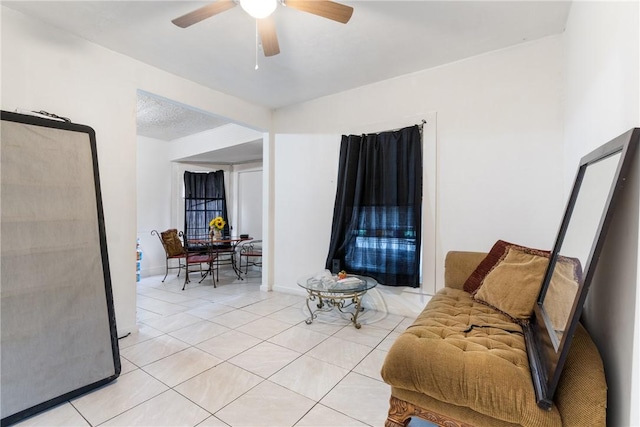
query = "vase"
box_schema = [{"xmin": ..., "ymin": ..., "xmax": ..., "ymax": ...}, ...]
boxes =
[{"xmin": 212, "ymin": 228, "xmax": 223, "ymax": 240}]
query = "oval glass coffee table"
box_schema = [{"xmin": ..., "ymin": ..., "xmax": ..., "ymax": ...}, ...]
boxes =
[{"xmin": 297, "ymin": 274, "xmax": 378, "ymax": 329}]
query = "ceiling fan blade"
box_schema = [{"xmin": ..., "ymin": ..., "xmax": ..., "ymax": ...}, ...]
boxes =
[
  {"xmin": 285, "ymin": 0, "xmax": 353, "ymax": 24},
  {"xmin": 172, "ymin": 0, "xmax": 237, "ymax": 28},
  {"xmin": 258, "ymin": 17, "xmax": 280, "ymax": 57}
]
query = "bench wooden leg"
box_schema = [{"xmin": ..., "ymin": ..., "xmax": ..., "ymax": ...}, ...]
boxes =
[
  {"xmin": 386, "ymin": 396, "xmax": 411, "ymax": 427},
  {"xmin": 386, "ymin": 396, "xmax": 474, "ymax": 427}
]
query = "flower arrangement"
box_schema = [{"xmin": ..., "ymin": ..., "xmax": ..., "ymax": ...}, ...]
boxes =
[
  {"xmin": 209, "ymin": 216, "xmax": 226, "ymax": 240},
  {"xmin": 209, "ymin": 216, "xmax": 226, "ymax": 231}
]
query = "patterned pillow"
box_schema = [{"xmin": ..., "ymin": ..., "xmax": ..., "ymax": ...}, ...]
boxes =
[
  {"xmin": 463, "ymin": 240, "xmax": 549, "ymax": 294},
  {"xmin": 473, "ymin": 247, "xmax": 549, "ymax": 320},
  {"xmin": 161, "ymin": 229, "xmax": 185, "ymax": 257}
]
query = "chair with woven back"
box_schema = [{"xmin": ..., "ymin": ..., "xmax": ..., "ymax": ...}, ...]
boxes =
[{"xmin": 151, "ymin": 229, "xmax": 186, "ymax": 282}]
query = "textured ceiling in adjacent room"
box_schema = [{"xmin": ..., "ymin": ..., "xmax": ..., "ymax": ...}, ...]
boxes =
[{"xmin": 136, "ymin": 92, "xmax": 230, "ymax": 141}]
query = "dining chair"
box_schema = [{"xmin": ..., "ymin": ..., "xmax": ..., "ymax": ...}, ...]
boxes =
[
  {"xmin": 239, "ymin": 240, "xmax": 262, "ymax": 274},
  {"xmin": 180, "ymin": 232, "xmax": 217, "ymax": 290},
  {"xmin": 209, "ymin": 241, "xmax": 236, "ymax": 282},
  {"xmin": 151, "ymin": 229, "xmax": 186, "ymax": 282}
]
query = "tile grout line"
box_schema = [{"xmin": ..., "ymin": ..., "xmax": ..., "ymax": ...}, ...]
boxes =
[{"xmin": 74, "ymin": 274, "xmax": 407, "ymax": 427}]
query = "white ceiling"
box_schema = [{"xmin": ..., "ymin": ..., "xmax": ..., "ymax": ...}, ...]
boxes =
[{"xmin": 4, "ymin": 0, "xmax": 572, "ymax": 161}]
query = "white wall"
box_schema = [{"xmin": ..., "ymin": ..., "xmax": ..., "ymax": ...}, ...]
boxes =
[
  {"xmin": 169, "ymin": 124, "xmax": 264, "ymax": 162},
  {"xmin": 272, "ymin": 36, "xmax": 566, "ymax": 317},
  {"xmin": 236, "ymin": 167, "xmax": 263, "ymax": 240},
  {"xmin": 1, "ymin": 6, "xmax": 272, "ymax": 334},
  {"xmin": 137, "ymin": 135, "xmax": 172, "ymax": 277},
  {"xmin": 562, "ymin": 2, "xmax": 640, "ymax": 426},
  {"xmin": 272, "ymin": 133, "xmax": 341, "ymax": 295}
]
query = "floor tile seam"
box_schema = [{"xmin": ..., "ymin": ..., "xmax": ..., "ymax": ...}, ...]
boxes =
[
  {"xmin": 142, "ymin": 357, "xmax": 223, "ymax": 390},
  {"xmin": 266, "ymin": 328, "xmax": 332, "ymax": 353},
  {"xmin": 207, "ymin": 306, "xmax": 265, "ymax": 320},
  {"xmin": 67, "ymin": 400, "xmax": 93, "ymax": 427},
  {"xmin": 311, "ymin": 372, "xmax": 377, "ymax": 426},
  {"xmin": 118, "ymin": 336, "xmax": 155, "ymax": 350},
  {"xmin": 166, "ymin": 328, "xmax": 232, "ymax": 347},
  {"xmin": 267, "ymin": 303, "xmax": 310, "ymax": 318},
  {"xmin": 290, "ymin": 401, "xmax": 323, "ymax": 427},
  {"xmin": 218, "ymin": 335, "xmax": 269, "ymax": 361},
  {"xmin": 132, "ymin": 320, "xmax": 166, "ymax": 334},
  {"xmin": 137, "ymin": 292, "xmax": 200, "ymax": 305},
  {"xmin": 70, "ymin": 369, "xmax": 171, "ymax": 425},
  {"xmin": 88, "ymin": 388, "xmax": 175, "ymax": 427},
  {"xmin": 323, "ymin": 331, "xmax": 385, "ymax": 350},
  {"xmin": 120, "ymin": 333, "xmax": 192, "ymax": 368},
  {"xmin": 358, "ymin": 327, "xmax": 396, "ymax": 350},
  {"xmin": 235, "ymin": 317, "xmax": 300, "ymax": 341},
  {"xmin": 134, "ymin": 304, "xmax": 186, "ymax": 317},
  {"xmin": 139, "ymin": 319, "xmax": 207, "ymax": 336},
  {"xmin": 302, "ymin": 402, "xmax": 374, "ymax": 427},
  {"xmin": 225, "ymin": 345, "xmax": 304, "ymax": 381},
  {"xmin": 137, "ymin": 289, "xmax": 196, "ymax": 301},
  {"xmin": 205, "ymin": 375, "xmax": 272, "ymax": 419},
  {"xmin": 242, "ymin": 307, "xmax": 296, "ymax": 317},
  {"xmin": 205, "ymin": 316, "xmax": 260, "ymax": 330},
  {"xmin": 216, "ymin": 297, "xmax": 260, "ymax": 311},
  {"xmin": 263, "ymin": 315, "xmax": 307, "ymax": 327},
  {"xmin": 306, "ymin": 340, "xmax": 381, "ymax": 377},
  {"xmin": 120, "ymin": 328, "xmax": 177, "ymax": 345},
  {"xmin": 302, "ymin": 350, "xmax": 362, "ymax": 371},
  {"xmin": 358, "ymin": 320, "xmax": 402, "ymax": 333},
  {"xmin": 184, "ymin": 307, "xmax": 237, "ymax": 319},
  {"xmin": 243, "ymin": 296, "xmax": 293, "ymax": 307},
  {"xmin": 311, "ymin": 371, "xmax": 387, "ymax": 427},
  {"xmin": 167, "ymin": 377, "xmax": 228, "ymax": 420},
  {"xmin": 269, "ymin": 355, "xmax": 352, "ymax": 402},
  {"xmin": 261, "ymin": 346, "xmax": 309, "ymax": 379},
  {"xmin": 370, "ymin": 314, "xmax": 405, "ymax": 331},
  {"xmin": 173, "ymin": 299, "xmax": 216, "ymax": 309}
]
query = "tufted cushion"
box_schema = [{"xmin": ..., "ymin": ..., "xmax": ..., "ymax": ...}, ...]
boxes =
[{"xmin": 381, "ymin": 288, "xmax": 562, "ymax": 427}]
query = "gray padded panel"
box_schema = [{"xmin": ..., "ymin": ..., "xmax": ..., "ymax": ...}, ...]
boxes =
[{"xmin": 1, "ymin": 113, "xmax": 119, "ymax": 424}]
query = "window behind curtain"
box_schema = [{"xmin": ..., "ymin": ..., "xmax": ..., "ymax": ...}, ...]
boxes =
[
  {"xmin": 184, "ymin": 171, "xmax": 230, "ymax": 241},
  {"xmin": 325, "ymin": 125, "xmax": 422, "ymax": 287}
]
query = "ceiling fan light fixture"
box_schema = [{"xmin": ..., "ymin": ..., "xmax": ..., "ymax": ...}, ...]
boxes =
[{"xmin": 240, "ymin": 0, "xmax": 277, "ymax": 19}]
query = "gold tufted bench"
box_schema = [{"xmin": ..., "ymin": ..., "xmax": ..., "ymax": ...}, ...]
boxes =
[{"xmin": 380, "ymin": 251, "xmax": 607, "ymax": 427}]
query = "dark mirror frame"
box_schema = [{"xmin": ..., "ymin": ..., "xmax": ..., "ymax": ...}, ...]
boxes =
[{"xmin": 524, "ymin": 128, "xmax": 639, "ymax": 410}]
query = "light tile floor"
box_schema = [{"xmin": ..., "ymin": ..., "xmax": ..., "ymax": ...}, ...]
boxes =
[{"xmin": 13, "ymin": 268, "xmax": 432, "ymax": 427}]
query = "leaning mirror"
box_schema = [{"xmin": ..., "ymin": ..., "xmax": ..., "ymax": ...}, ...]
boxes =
[{"xmin": 525, "ymin": 128, "xmax": 639, "ymax": 410}]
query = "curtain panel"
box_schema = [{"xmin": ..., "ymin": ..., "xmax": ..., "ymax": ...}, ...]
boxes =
[
  {"xmin": 325, "ymin": 125, "xmax": 423, "ymax": 287},
  {"xmin": 184, "ymin": 171, "xmax": 230, "ymax": 241}
]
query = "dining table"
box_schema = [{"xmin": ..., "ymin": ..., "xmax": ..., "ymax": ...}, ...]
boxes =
[{"xmin": 188, "ymin": 236, "xmax": 253, "ymax": 281}]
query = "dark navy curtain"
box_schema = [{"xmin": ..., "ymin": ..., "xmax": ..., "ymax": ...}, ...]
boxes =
[
  {"xmin": 325, "ymin": 125, "xmax": 422, "ymax": 287},
  {"xmin": 184, "ymin": 171, "xmax": 230, "ymax": 242}
]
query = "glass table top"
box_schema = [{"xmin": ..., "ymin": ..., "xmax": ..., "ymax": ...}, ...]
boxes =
[{"xmin": 297, "ymin": 273, "xmax": 378, "ymax": 294}]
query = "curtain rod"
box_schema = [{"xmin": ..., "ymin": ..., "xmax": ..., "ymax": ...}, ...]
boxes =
[
  {"xmin": 380, "ymin": 119, "xmax": 426, "ymax": 134},
  {"xmin": 348, "ymin": 119, "xmax": 427, "ymax": 136}
]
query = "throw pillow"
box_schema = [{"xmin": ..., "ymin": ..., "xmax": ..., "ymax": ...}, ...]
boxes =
[
  {"xmin": 161, "ymin": 229, "xmax": 185, "ymax": 257},
  {"xmin": 473, "ymin": 247, "xmax": 550, "ymax": 321},
  {"xmin": 463, "ymin": 240, "xmax": 549, "ymax": 294}
]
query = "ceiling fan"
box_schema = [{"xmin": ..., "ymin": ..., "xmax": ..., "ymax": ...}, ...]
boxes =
[{"xmin": 171, "ymin": 0, "xmax": 354, "ymax": 57}]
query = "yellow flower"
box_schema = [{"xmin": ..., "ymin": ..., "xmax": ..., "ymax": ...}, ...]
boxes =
[{"xmin": 209, "ymin": 216, "xmax": 226, "ymax": 230}]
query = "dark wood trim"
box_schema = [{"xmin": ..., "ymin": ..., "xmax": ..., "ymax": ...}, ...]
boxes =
[{"xmin": 386, "ymin": 396, "xmax": 475, "ymax": 427}]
